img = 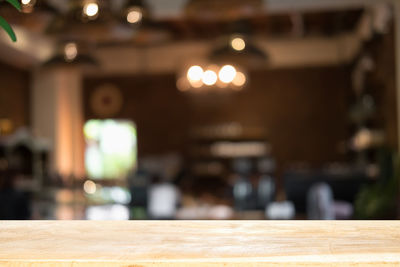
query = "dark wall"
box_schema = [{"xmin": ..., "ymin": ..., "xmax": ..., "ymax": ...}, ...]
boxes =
[
  {"xmin": 84, "ymin": 66, "xmax": 352, "ymax": 178},
  {"xmin": 369, "ymin": 29, "xmax": 398, "ymax": 149},
  {"xmin": 0, "ymin": 61, "xmax": 30, "ymax": 131}
]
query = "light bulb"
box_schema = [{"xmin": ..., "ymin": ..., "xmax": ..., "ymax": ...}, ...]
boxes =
[
  {"xmin": 83, "ymin": 180, "xmax": 97, "ymax": 194},
  {"xmin": 177, "ymin": 77, "xmax": 190, "ymax": 92},
  {"xmin": 219, "ymin": 65, "xmax": 236, "ymax": 83},
  {"xmin": 64, "ymin": 43, "xmax": 78, "ymax": 62},
  {"xmin": 202, "ymin": 70, "xmax": 217, "ymax": 86},
  {"xmin": 232, "ymin": 71, "xmax": 246, "ymax": 87},
  {"xmin": 187, "ymin": 65, "xmax": 203, "ymax": 82},
  {"xmin": 231, "ymin": 37, "xmax": 246, "ymax": 51},
  {"xmin": 127, "ymin": 7, "xmax": 143, "ymax": 24},
  {"xmin": 84, "ymin": 2, "xmax": 99, "ymax": 17},
  {"xmin": 21, "ymin": 0, "xmax": 36, "ymax": 13}
]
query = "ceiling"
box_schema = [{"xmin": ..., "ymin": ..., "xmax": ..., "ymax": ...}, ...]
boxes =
[
  {"xmin": 0, "ymin": 0, "xmax": 366, "ymax": 46},
  {"xmin": 0, "ymin": 0, "xmax": 394, "ymax": 72}
]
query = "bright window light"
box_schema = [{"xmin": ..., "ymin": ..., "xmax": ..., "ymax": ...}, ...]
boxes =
[{"xmin": 84, "ymin": 120, "xmax": 137, "ymax": 180}]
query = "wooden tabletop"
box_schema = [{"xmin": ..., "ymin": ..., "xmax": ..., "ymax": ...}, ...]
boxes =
[{"xmin": 0, "ymin": 221, "xmax": 399, "ymax": 266}]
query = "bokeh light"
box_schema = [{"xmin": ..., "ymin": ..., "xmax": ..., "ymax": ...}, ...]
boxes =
[
  {"xmin": 219, "ymin": 65, "xmax": 237, "ymax": 83},
  {"xmin": 83, "ymin": 2, "xmax": 99, "ymax": 17},
  {"xmin": 64, "ymin": 43, "xmax": 78, "ymax": 62},
  {"xmin": 232, "ymin": 71, "xmax": 246, "ymax": 87},
  {"xmin": 84, "ymin": 120, "xmax": 137, "ymax": 180},
  {"xmin": 231, "ymin": 37, "xmax": 246, "ymax": 51},
  {"xmin": 83, "ymin": 180, "xmax": 97, "ymax": 194},
  {"xmin": 202, "ymin": 70, "xmax": 218, "ymax": 86},
  {"xmin": 181, "ymin": 64, "xmax": 247, "ymax": 91},
  {"xmin": 21, "ymin": 0, "xmax": 35, "ymax": 13},
  {"xmin": 187, "ymin": 65, "xmax": 203, "ymax": 82},
  {"xmin": 176, "ymin": 77, "xmax": 190, "ymax": 91},
  {"xmin": 127, "ymin": 8, "xmax": 143, "ymax": 24}
]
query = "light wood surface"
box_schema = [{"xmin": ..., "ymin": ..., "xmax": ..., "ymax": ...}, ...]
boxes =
[{"xmin": 0, "ymin": 221, "xmax": 400, "ymax": 266}]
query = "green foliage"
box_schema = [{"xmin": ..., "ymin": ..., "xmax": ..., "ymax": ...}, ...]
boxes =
[
  {"xmin": 0, "ymin": 16, "xmax": 16, "ymax": 41},
  {"xmin": 354, "ymin": 178, "xmax": 397, "ymax": 219},
  {"xmin": 5, "ymin": 0, "xmax": 21, "ymax": 11},
  {"xmin": 0, "ymin": 0, "xmax": 21, "ymax": 42},
  {"xmin": 354, "ymin": 149, "xmax": 399, "ymax": 219}
]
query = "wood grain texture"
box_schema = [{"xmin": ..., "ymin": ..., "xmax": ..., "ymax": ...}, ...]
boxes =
[{"xmin": 0, "ymin": 221, "xmax": 399, "ymax": 266}]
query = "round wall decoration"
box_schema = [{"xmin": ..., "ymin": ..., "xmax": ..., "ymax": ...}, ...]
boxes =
[{"xmin": 90, "ymin": 84, "xmax": 123, "ymax": 118}]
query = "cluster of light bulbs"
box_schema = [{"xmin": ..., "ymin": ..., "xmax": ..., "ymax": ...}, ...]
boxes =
[
  {"xmin": 20, "ymin": 0, "xmax": 143, "ymax": 24},
  {"xmin": 81, "ymin": 1, "xmax": 143, "ymax": 24},
  {"xmin": 177, "ymin": 35, "xmax": 249, "ymax": 92},
  {"xmin": 178, "ymin": 64, "xmax": 247, "ymax": 92},
  {"xmin": 59, "ymin": 0, "xmax": 143, "ymax": 63}
]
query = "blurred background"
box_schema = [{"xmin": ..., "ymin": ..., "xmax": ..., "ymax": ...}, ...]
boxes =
[{"xmin": 0, "ymin": 0, "xmax": 399, "ymax": 220}]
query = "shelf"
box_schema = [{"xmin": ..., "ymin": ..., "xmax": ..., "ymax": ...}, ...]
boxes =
[{"xmin": 1, "ymin": 221, "xmax": 400, "ymax": 266}]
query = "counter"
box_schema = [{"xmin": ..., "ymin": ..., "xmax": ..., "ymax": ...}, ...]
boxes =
[{"xmin": 0, "ymin": 221, "xmax": 399, "ymax": 266}]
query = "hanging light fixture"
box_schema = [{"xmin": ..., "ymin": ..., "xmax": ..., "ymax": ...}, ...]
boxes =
[
  {"xmin": 211, "ymin": 20, "xmax": 268, "ymax": 68},
  {"xmin": 219, "ymin": 65, "xmax": 237, "ymax": 83},
  {"xmin": 123, "ymin": 0, "xmax": 147, "ymax": 25},
  {"xmin": 64, "ymin": 42, "xmax": 78, "ymax": 62},
  {"xmin": 43, "ymin": 41, "xmax": 99, "ymax": 67},
  {"xmin": 21, "ymin": 0, "xmax": 36, "ymax": 13},
  {"xmin": 210, "ymin": 34, "xmax": 268, "ymax": 68},
  {"xmin": 230, "ymin": 36, "xmax": 246, "ymax": 51},
  {"xmin": 177, "ymin": 20, "xmax": 267, "ymax": 93},
  {"xmin": 177, "ymin": 62, "xmax": 247, "ymax": 93},
  {"xmin": 21, "ymin": 0, "xmax": 60, "ymax": 14},
  {"xmin": 82, "ymin": 0, "xmax": 99, "ymax": 20}
]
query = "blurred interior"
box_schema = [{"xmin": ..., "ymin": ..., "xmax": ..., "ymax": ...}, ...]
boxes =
[{"xmin": 0, "ymin": 0, "xmax": 399, "ymax": 220}]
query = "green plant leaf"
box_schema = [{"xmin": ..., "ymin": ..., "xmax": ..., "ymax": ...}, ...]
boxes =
[
  {"xmin": 5, "ymin": 0, "xmax": 21, "ymax": 11},
  {"xmin": 0, "ymin": 15, "xmax": 16, "ymax": 42}
]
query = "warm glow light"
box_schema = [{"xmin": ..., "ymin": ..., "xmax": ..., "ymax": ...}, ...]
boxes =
[
  {"xmin": 202, "ymin": 70, "xmax": 218, "ymax": 86},
  {"xmin": 64, "ymin": 43, "xmax": 78, "ymax": 62},
  {"xmin": 21, "ymin": 0, "xmax": 35, "ymax": 13},
  {"xmin": 83, "ymin": 2, "xmax": 99, "ymax": 17},
  {"xmin": 187, "ymin": 65, "xmax": 203, "ymax": 82},
  {"xmin": 177, "ymin": 77, "xmax": 190, "ymax": 91},
  {"xmin": 232, "ymin": 71, "xmax": 246, "ymax": 87},
  {"xmin": 127, "ymin": 8, "xmax": 143, "ymax": 24},
  {"xmin": 83, "ymin": 180, "xmax": 97, "ymax": 194},
  {"xmin": 219, "ymin": 65, "xmax": 237, "ymax": 83},
  {"xmin": 182, "ymin": 63, "xmax": 246, "ymax": 91},
  {"xmin": 231, "ymin": 37, "xmax": 246, "ymax": 51},
  {"xmin": 190, "ymin": 80, "xmax": 203, "ymax": 88}
]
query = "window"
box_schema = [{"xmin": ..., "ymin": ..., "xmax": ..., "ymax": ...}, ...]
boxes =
[{"xmin": 84, "ymin": 119, "xmax": 137, "ymax": 180}]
